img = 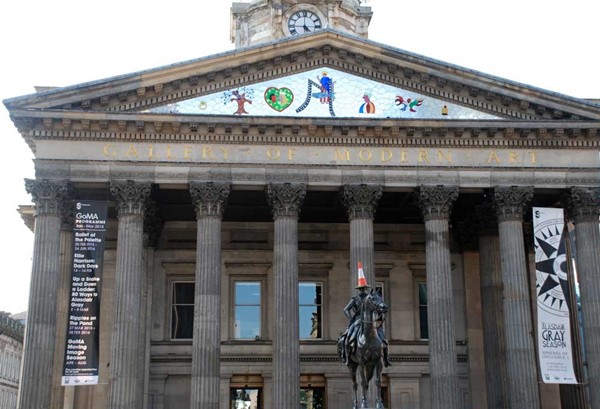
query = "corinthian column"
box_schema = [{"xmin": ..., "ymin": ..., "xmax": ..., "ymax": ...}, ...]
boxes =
[
  {"xmin": 108, "ymin": 180, "xmax": 151, "ymax": 409},
  {"xmin": 417, "ymin": 185, "xmax": 459, "ymax": 409},
  {"xmin": 18, "ymin": 179, "xmax": 71, "ymax": 409},
  {"xmin": 266, "ymin": 183, "xmax": 306, "ymax": 409},
  {"xmin": 493, "ymin": 186, "xmax": 540, "ymax": 409},
  {"xmin": 474, "ymin": 202, "xmax": 509, "ymax": 409},
  {"xmin": 189, "ymin": 182, "xmax": 230, "ymax": 409},
  {"xmin": 341, "ymin": 184, "xmax": 382, "ymax": 291},
  {"xmin": 567, "ymin": 187, "xmax": 600, "ymax": 409}
]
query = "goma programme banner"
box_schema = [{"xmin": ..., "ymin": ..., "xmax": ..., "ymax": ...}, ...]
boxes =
[
  {"xmin": 533, "ymin": 207, "xmax": 577, "ymax": 384},
  {"xmin": 61, "ymin": 200, "xmax": 108, "ymax": 386}
]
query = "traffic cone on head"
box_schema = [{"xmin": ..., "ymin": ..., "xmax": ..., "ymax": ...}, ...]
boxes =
[{"xmin": 355, "ymin": 261, "xmax": 371, "ymax": 289}]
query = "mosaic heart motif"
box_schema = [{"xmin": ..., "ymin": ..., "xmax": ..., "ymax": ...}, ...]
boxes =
[{"xmin": 264, "ymin": 87, "xmax": 294, "ymax": 112}]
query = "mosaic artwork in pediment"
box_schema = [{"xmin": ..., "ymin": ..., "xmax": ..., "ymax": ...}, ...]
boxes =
[{"xmin": 144, "ymin": 67, "xmax": 500, "ymax": 120}]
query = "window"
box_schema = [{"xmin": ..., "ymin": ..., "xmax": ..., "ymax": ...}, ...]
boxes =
[
  {"xmin": 230, "ymin": 388, "xmax": 261, "ymax": 409},
  {"xmin": 418, "ymin": 281, "xmax": 428, "ymax": 339},
  {"xmin": 171, "ymin": 281, "xmax": 194, "ymax": 339},
  {"xmin": 234, "ymin": 282, "xmax": 261, "ymax": 339},
  {"xmin": 300, "ymin": 387, "xmax": 325, "ymax": 409},
  {"xmin": 299, "ymin": 282, "xmax": 322, "ymax": 339}
]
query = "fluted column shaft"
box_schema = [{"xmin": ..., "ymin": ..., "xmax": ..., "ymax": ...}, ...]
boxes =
[
  {"xmin": 267, "ymin": 183, "xmax": 306, "ymax": 409},
  {"xmin": 342, "ymin": 184, "xmax": 382, "ymax": 292},
  {"xmin": 568, "ymin": 187, "xmax": 600, "ymax": 409},
  {"xmin": 18, "ymin": 179, "xmax": 70, "ymax": 409},
  {"xmin": 479, "ymin": 235, "xmax": 509, "ymax": 409},
  {"xmin": 417, "ymin": 185, "xmax": 459, "ymax": 409},
  {"xmin": 189, "ymin": 182, "xmax": 230, "ymax": 409},
  {"xmin": 494, "ymin": 186, "xmax": 540, "ymax": 409},
  {"xmin": 51, "ymin": 213, "xmax": 74, "ymax": 409},
  {"xmin": 108, "ymin": 181, "xmax": 151, "ymax": 409}
]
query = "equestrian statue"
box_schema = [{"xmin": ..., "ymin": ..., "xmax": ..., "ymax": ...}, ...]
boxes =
[{"xmin": 337, "ymin": 261, "xmax": 390, "ymax": 409}]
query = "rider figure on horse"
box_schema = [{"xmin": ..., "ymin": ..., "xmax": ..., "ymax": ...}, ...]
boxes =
[{"xmin": 340, "ymin": 261, "xmax": 391, "ymax": 367}]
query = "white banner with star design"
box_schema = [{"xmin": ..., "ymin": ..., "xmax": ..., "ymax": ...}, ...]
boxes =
[{"xmin": 534, "ymin": 207, "xmax": 578, "ymax": 384}]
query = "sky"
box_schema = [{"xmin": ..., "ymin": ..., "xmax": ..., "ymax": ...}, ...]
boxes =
[{"xmin": 0, "ymin": 0, "xmax": 598, "ymax": 314}]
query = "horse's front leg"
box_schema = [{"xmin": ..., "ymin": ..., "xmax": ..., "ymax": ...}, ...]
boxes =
[
  {"xmin": 374, "ymin": 359, "xmax": 384, "ymax": 409},
  {"xmin": 360, "ymin": 364, "xmax": 369, "ymax": 409},
  {"xmin": 350, "ymin": 363, "xmax": 359, "ymax": 409}
]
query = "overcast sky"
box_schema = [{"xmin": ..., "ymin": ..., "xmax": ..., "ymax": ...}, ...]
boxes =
[{"xmin": 1, "ymin": 0, "xmax": 598, "ymax": 314}]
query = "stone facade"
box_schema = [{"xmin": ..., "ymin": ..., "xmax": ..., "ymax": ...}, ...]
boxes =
[
  {"xmin": 0, "ymin": 313, "xmax": 24, "ymax": 409},
  {"xmin": 4, "ymin": 3, "xmax": 600, "ymax": 408}
]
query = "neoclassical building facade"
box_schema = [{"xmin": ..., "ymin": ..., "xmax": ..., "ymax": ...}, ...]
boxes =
[
  {"xmin": 4, "ymin": 1, "xmax": 600, "ymax": 409},
  {"xmin": 0, "ymin": 313, "xmax": 24, "ymax": 409}
]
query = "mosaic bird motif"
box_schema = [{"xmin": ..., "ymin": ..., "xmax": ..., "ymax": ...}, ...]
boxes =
[{"xmin": 395, "ymin": 96, "xmax": 424, "ymax": 113}]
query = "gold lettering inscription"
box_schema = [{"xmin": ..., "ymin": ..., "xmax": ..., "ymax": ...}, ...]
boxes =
[
  {"xmin": 125, "ymin": 144, "xmax": 139, "ymax": 158},
  {"xmin": 529, "ymin": 151, "xmax": 537, "ymax": 164},
  {"xmin": 183, "ymin": 145, "xmax": 193, "ymax": 160},
  {"xmin": 202, "ymin": 147, "xmax": 214, "ymax": 160},
  {"xmin": 437, "ymin": 150, "xmax": 452, "ymax": 164},
  {"xmin": 219, "ymin": 147, "xmax": 231, "ymax": 160},
  {"xmin": 400, "ymin": 150, "xmax": 409, "ymax": 163},
  {"xmin": 487, "ymin": 151, "xmax": 500, "ymax": 164},
  {"xmin": 147, "ymin": 145, "xmax": 155, "ymax": 160},
  {"xmin": 103, "ymin": 143, "xmax": 116, "ymax": 158},
  {"xmin": 418, "ymin": 150, "xmax": 429, "ymax": 163},
  {"xmin": 509, "ymin": 151, "xmax": 520, "ymax": 164},
  {"xmin": 359, "ymin": 149, "xmax": 372, "ymax": 162},
  {"xmin": 335, "ymin": 149, "xmax": 350, "ymax": 161},
  {"xmin": 267, "ymin": 148, "xmax": 281, "ymax": 160},
  {"xmin": 166, "ymin": 145, "xmax": 174, "ymax": 159},
  {"xmin": 288, "ymin": 148, "xmax": 297, "ymax": 160},
  {"xmin": 381, "ymin": 149, "xmax": 393, "ymax": 163}
]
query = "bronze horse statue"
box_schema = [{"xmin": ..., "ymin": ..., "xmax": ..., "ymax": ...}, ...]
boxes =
[{"xmin": 338, "ymin": 288, "xmax": 389, "ymax": 409}]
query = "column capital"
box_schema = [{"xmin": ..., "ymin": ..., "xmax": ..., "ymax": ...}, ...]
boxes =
[
  {"xmin": 342, "ymin": 184, "xmax": 382, "ymax": 220},
  {"xmin": 566, "ymin": 187, "xmax": 600, "ymax": 223},
  {"xmin": 493, "ymin": 186, "xmax": 533, "ymax": 222},
  {"xmin": 25, "ymin": 178, "xmax": 72, "ymax": 217},
  {"xmin": 417, "ymin": 185, "xmax": 458, "ymax": 221},
  {"xmin": 266, "ymin": 183, "xmax": 306, "ymax": 219},
  {"xmin": 189, "ymin": 182, "xmax": 230, "ymax": 219},
  {"xmin": 110, "ymin": 180, "xmax": 152, "ymax": 216}
]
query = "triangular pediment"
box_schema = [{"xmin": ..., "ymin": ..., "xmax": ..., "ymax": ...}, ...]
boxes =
[
  {"xmin": 143, "ymin": 67, "xmax": 499, "ymax": 120},
  {"xmin": 5, "ymin": 30, "xmax": 600, "ymax": 123}
]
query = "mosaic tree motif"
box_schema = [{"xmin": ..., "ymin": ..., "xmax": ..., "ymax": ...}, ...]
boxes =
[{"xmin": 222, "ymin": 88, "xmax": 255, "ymax": 115}]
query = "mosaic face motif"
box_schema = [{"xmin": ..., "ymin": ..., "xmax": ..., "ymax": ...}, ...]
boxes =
[{"xmin": 145, "ymin": 67, "xmax": 499, "ymax": 120}]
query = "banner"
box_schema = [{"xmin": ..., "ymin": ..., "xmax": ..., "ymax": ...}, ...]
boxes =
[
  {"xmin": 533, "ymin": 207, "xmax": 577, "ymax": 384},
  {"xmin": 62, "ymin": 200, "xmax": 108, "ymax": 386}
]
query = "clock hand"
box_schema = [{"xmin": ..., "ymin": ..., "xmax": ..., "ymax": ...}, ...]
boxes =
[{"xmin": 303, "ymin": 25, "xmax": 310, "ymax": 32}]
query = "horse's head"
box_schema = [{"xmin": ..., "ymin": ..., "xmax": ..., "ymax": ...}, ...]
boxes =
[{"xmin": 363, "ymin": 289, "xmax": 388, "ymax": 325}]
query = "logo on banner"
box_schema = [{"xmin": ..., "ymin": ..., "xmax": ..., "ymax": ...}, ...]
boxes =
[{"xmin": 534, "ymin": 215, "xmax": 570, "ymax": 316}]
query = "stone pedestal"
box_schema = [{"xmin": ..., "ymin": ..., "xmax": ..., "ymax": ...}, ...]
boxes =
[
  {"xmin": 417, "ymin": 185, "xmax": 459, "ymax": 409},
  {"xmin": 267, "ymin": 183, "xmax": 306, "ymax": 409},
  {"xmin": 189, "ymin": 182, "xmax": 230, "ymax": 409}
]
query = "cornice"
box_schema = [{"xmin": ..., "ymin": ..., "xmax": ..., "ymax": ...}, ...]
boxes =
[
  {"xmin": 11, "ymin": 110, "xmax": 600, "ymax": 153},
  {"xmin": 6, "ymin": 33, "xmax": 600, "ymax": 121}
]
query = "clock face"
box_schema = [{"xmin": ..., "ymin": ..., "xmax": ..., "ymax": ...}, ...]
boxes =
[{"xmin": 287, "ymin": 10, "xmax": 322, "ymax": 36}]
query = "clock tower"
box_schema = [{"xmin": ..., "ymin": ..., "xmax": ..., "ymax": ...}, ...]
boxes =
[{"xmin": 231, "ymin": 0, "xmax": 373, "ymax": 48}]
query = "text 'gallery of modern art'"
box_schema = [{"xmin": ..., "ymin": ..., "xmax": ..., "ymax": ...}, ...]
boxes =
[{"xmin": 4, "ymin": 1, "xmax": 600, "ymax": 409}]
